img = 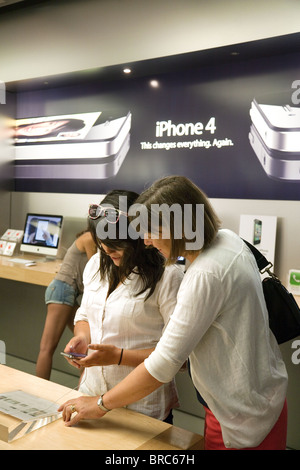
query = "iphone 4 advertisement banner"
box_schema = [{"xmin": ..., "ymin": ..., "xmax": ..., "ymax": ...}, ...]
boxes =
[{"xmin": 10, "ymin": 50, "xmax": 300, "ymax": 200}]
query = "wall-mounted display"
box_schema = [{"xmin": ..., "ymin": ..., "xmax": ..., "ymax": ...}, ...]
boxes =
[
  {"xmin": 10, "ymin": 46, "xmax": 300, "ymax": 200},
  {"xmin": 239, "ymin": 215, "xmax": 277, "ymax": 268}
]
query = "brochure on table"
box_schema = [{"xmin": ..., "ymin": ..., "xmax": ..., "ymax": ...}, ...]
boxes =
[{"xmin": 0, "ymin": 390, "xmax": 60, "ymax": 442}]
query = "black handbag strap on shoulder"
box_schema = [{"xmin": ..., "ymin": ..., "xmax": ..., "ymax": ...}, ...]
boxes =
[{"xmin": 242, "ymin": 239, "xmax": 275, "ymax": 276}]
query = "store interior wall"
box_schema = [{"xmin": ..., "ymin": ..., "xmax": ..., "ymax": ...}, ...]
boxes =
[
  {"xmin": 6, "ymin": 192, "xmax": 300, "ymax": 285},
  {"xmin": 0, "ymin": 0, "xmax": 299, "ymax": 449},
  {"xmin": 1, "ymin": 0, "xmax": 300, "ymax": 83}
]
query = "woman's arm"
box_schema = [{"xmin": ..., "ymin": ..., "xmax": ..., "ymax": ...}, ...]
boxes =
[
  {"xmin": 63, "ymin": 321, "xmax": 91, "ymax": 366},
  {"xmin": 73, "ymin": 320, "xmax": 91, "ymax": 344},
  {"xmin": 75, "ymin": 231, "xmax": 97, "ymax": 259},
  {"xmin": 58, "ymin": 362, "xmax": 162, "ymax": 426},
  {"xmin": 75, "ymin": 344, "xmax": 155, "ymax": 368},
  {"xmin": 104, "ymin": 362, "xmax": 163, "ymax": 410}
]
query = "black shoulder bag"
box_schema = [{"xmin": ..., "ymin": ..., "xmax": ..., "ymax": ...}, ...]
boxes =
[{"xmin": 243, "ymin": 239, "xmax": 300, "ymax": 344}]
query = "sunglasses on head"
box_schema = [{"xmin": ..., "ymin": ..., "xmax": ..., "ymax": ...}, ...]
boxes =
[{"xmin": 88, "ymin": 204, "xmax": 128, "ymax": 224}]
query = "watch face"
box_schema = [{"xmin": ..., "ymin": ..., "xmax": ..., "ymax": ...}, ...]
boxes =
[{"xmin": 97, "ymin": 396, "xmax": 110, "ymax": 412}]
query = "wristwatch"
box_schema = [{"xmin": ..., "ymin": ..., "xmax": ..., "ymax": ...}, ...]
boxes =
[{"xmin": 97, "ymin": 394, "xmax": 111, "ymax": 412}]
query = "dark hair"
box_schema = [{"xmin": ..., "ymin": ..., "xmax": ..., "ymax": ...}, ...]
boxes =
[
  {"xmin": 135, "ymin": 175, "xmax": 221, "ymax": 265},
  {"xmin": 89, "ymin": 189, "xmax": 165, "ymax": 299}
]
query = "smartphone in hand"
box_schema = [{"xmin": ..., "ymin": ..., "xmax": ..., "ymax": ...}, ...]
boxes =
[{"xmin": 61, "ymin": 352, "xmax": 87, "ymax": 359}]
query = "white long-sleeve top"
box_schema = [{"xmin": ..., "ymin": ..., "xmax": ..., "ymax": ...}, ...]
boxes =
[
  {"xmin": 145, "ymin": 229, "xmax": 288, "ymax": 448},
  {"xmin": 75, "ymin": 253, "xmax": 183, "ymax": 420}
]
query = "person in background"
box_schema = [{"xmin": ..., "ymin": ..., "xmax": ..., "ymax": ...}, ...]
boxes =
[
  {"xmin": 59, "ymin": 176, "xmax": 288, "ymax": 450},
  {"xmin": 36, "ymin": 228, "xmax": 97, "ymax": 380},
  {"xmin": 62, "ymin": 189, "xmax": 183, "ymax": 423}
]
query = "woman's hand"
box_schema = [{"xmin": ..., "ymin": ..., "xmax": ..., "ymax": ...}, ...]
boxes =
[
  {"xmin": 63, "ymin": 335, "xmax": 89, "ymax": 369},
  {"xmin": 75, "ymin": 344, "xmax": 121, "ymax": 367},
  {"xmin": 74, "ymin": 344, "xmax": 155, "ymax": 368},
  {"xmin": 58, "ymin": 396, "xmax": 106, "ymax": 427}
]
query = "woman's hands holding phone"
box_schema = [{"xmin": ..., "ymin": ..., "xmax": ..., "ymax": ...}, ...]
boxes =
[
  {"xmin": 62, "ymin": 335, "xmax": 89, "ymax": 368},
  {"xmin": 72, "ymin": 344, "xmax": 121, "ymax": 367}
]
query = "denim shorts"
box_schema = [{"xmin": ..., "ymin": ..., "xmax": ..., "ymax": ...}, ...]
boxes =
[{"xmin": 45, "ymin": 279, "xmax": 78, "ymax": 307}]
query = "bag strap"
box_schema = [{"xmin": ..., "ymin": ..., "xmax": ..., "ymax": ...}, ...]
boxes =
[{"xmin": 242, "ymin": 239, "xmax": 274, "ymax": 275}]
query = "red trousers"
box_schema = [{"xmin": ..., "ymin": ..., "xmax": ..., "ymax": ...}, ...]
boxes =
[{"xmin": 204, "ymin": 400, "xmax": 287, "ymax": 450}]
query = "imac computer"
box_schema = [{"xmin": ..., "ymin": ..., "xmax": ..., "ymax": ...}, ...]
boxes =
[{"xmin": 20, "ymin": 213, "xmax": 63, "ymax": 259}]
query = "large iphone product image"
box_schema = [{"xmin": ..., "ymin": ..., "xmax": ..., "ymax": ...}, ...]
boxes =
[
  {"xmin": 249, "ymin": 100, "xmax": 300, "ymax": 181},
  {"xmin": 14, "ymin": 111, "xmax": 131, "ymax": 179},
  {"xmin": 249, "ymin": 100, "xmax": 300, "ymax": 152},
  {"xmin": 15, "ymin": 133, "xmax": 130, "ymax": 180},
  {"xmin": 249, "ymin": 124, "xmax": 300, "ymax": 181}
]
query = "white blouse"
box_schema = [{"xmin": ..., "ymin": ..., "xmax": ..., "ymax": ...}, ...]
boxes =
[
  {"xmin": 75, "ymin": 253, "xmax": 183, "ymax": 420},
  {"xmin": 145, "ymin": 230, "xmax": 288, "ymax": 447}
]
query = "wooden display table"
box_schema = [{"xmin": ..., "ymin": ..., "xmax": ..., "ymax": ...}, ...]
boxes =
[
  {"xmin": 0, "ymin": 255, "xmax": 61, "ymax": 286},
  {"xmin": 0, "ymin": 366, "xmax": 204, "ymax": 450}
]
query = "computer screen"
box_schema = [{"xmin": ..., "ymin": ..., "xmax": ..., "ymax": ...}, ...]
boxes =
[{"xmin": 20, "ymin": 213, "xmax": 63, "ymax": 258}]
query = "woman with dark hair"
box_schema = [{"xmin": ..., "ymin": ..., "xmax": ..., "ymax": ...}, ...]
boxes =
[
  {"xmin": 62, "ymin": 189, "xmax": 183, "ymax": 422},
  {"xmin": 60, "ymin": 176, "xmax": 288, "ymax": 450}
]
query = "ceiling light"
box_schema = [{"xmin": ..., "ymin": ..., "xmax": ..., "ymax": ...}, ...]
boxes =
[
  {"xmin": 150, "ymin": 80, "xmax": 159, "ymax": 88},
  {"xmin": 123, "ymin": 68, "xmax": 131, "ymax": 74}
]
